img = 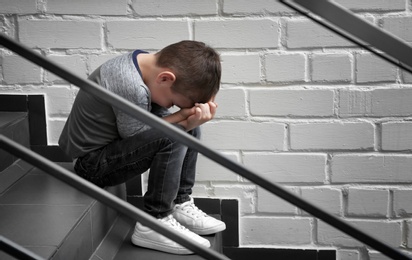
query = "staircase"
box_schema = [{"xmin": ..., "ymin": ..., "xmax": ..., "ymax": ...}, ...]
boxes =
[{"xmin": 0, "ymin": 98, "xmax": 233, "ymax": 260}]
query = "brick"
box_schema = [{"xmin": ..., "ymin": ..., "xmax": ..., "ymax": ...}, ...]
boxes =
[
  {"xmin": 89, "ymin": 54, "xmax": 119, "ymax": 72},
  {"xmin": 408, "ymin": 221, "xmax": 412, "ymax": 248},
  {"xmin": 221, "ymin": 54, "xmax": 260, "ymax": 83},
  {"xmin": 195, "ymin": 20, "xmax": 279, "ymax": 49},
  {"xmin": 331, "ymin": 154, "xmax": 412, "ymax": 183},
  {"xmin": 372, "ymin": 89, "xmax": 412, "ymax": 117},
  {"xmin": 347, "ymin": 189, "xmax": 388, "ymax": 217},
  {"xmin": 47, "ymin": 119, "xmax": 66, "ymax": 145},
  {"xmin": 382, "ymin": 122, "xmax": 412, "ymax": 151},
  {"xmin": 43, "ymin": 86, "xmax": 76, "ymax": 116},
  {"xmin": 0, "ymin": 0, "xmax": 37, "ymax": 14},
  {"xmin": 213, "ymin": 185, "xmax": 255, "ymax": 214},
  {"xmin": 393, "ymin": 190, "xmax": 412, "ymax": 217},
  {"xmin": 47, "ymin": 0, "xmax": 127, "ymax": 15},
  {"xmin": 223, "ymin": 0, "xmax": 293, "ymax": 15},
  {"xmin": 334, "ymin": 0, "xmax": 405, "ymax": 11},
  {"xmin": 46, "ymin": 55, "xmax": 87, "ymax": 83},
  {"xmin": 356, "ymin": 54, "xmax": 397, "ymax": 83},
  {"xmin": 338, "ymin": 90, "xmax": 372, "ymax": 116},
  {"xmin": 131, "ymin": 0, "xmax": 216, "ymax": 16},
  {"xmin": 3, "ymin": 55, "xmax": 41, "ymax": 84},
  {"xmin": 196, "ymin": 153, "xmax": 240, "ymax": 182},
  {"xmin": 19, "ymin": 20, "xmax": 102, "ymax": 49},
  {"xmin": 337, "ymin": 250, "xmax": 359, "ymax": 260},
  {"xmin": 369, "ymin": 252, "xmax": 392, "ymax": 260},
  {"xmin": 243, "ymin": 153, "xmax": 327, "ymax": 183},
  {"xmin": 202, "ymin": 121, "xmax": 285, "ymax": 150},
  {"xmin": 257, "ymin": 186, "xmax": 298, "ymax": 214},
  {"xmin": 290, "ymin": 122, "xmax": 374, "ymax": 150},
  {"xmin": 214, "ymin": 88, "xmax": 246, "ymax": 118},
  {"xmin": 266, "ymin": 53, "xmax": 305, "ymax": 82},
  {"xmin": 311, "ymin": 54, "xmax": 352, "ymax": 82},
  {"xmin": 318, "ymin": 220, "xmax": 401, "ymax": 247},
  {"xmin": 382, "ymin": 17, "xmax": 412, "ymax": 43},
  {"xmin": 241, "ymin": 217, "xmax": 312, "ymax": 245},
  {"xmin": 107, "ymin": 21, "xmax": 189, "ymax": 50},
  {"xmin": 286, "ymin": 19, "xmax": 353, "ymax": 49},
  {"xmin": 301, "ymin": 188, "xmax": 341, "ymax": 216},
  {"xmin": 250, "ymin": 89, "xmax": 334, "ymax": 117}
]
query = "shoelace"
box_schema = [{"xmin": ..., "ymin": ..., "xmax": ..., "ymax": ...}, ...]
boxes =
[
  {"xmin": 178, "ymin": 201, "xmax": 207, "ymax": 219},
  {"xmin": 161, "ymin": 215, "xmax": 190, "ymax": 232}
]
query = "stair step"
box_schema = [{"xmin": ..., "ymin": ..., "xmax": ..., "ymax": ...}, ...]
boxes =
[
  {"xmin": 0, "ymin": 112, "xmax": 30, "ymax": 171},
  {"xmin": 0, "ymin": 161, "xmax": 125, "ymax": 260}
]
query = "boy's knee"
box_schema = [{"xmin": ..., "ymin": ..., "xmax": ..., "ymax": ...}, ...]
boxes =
[{"xmin": 189, "ymin": 127, "xmax": 201, "ymax": 139}]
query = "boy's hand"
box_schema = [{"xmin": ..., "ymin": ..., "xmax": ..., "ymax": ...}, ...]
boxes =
[{"xmin": 179, "ymin": 101, "xmax": 217, "ymax": 131}]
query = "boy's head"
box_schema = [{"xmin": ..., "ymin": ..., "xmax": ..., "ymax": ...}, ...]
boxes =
[{"xmin": 155, "ymin": 40, "xmax": 221, "ymax": 104}]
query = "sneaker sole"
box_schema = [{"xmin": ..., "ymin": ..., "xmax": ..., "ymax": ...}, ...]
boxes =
[{"xmin": 131, "ymin": 234, "xmax": 193, "ymax": 255}]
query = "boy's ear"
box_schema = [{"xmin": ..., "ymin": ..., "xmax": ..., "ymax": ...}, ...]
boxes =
[{"xmin": 156, "ymin": 71, "xmax": 176, "ymax": 86}]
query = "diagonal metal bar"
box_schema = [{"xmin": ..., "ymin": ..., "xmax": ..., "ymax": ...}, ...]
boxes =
[
  {"xmin": 0, "ymin": 235, "xmax": 45, "ymax": 260},
  {"xmin": 0, "ymin": 134, "xmax": 229, "ymax": 260},
  {"xmin": 1, "ymin": 33, "xmax": 410, "ymax": 259},
  {"xmin": 280, "ymin": 0, "xmax": 412, "ymax": 75}
]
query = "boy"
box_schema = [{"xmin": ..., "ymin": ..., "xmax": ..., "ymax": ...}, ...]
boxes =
[{"xmin": 58, "ymin": 40, "xmax": 225, "ymax": 255}]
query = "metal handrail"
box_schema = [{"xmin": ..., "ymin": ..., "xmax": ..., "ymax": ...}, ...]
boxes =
[
  {"xmin": 0, "ymin": 11, "xmax": 410, "ymax": 258},
  {"xmin": 0, "ymin": 235, "xmax": 44, "ymax": 260}
]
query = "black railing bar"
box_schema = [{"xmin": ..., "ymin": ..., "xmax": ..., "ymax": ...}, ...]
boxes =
[
  {"xmin": 0, "ymin": 33, "xmax": 408, "ymax": 260},
  {"xmin": 0, "ymin": 135, "xmax": 229, "ymax": 260},
  {"xmin": 280, "ymin": 0, "xmax": 412, "ymax": 75},
  {"xmin": 0, "ymin": 235, "xmax": 45, "ymax": 260}
]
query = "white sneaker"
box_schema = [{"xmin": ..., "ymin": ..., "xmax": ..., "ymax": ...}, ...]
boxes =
[
  {"xmin": 131, "ymin": 215, "xmax": 211, "ymax": 255},
  {"xmin": 173, "ymin": 197, "xmax": 226, "ymax": 235}
]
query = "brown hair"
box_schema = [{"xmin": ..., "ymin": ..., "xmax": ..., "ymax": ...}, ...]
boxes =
[{"xmin": 155, "ymin": 40, "xmax": 221, "ymax": 103}]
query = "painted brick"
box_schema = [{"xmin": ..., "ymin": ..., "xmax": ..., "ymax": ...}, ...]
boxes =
[
  {"xmin": 241, "ymin": 217, "xmax": 312, "ymax": 245},
  {"xmin": 393, "ymin": 190, "xmax": 412, "ymax": 217},
  {"xmin": 43, "ymin": 86, "xmax": 76, "ymax": 116},
  {"xmin": 331, "ymin": 154, "xmax": 412, "ymax": 183},
  {"xmin": 372, "ymin": 89, "xmax": 412, "ymax": 117},
  {"xmin": 286, "ymin": 19, "xmax": 353, "ymax": 49},
  {"xmin": 214, "ymin": 88, "xmax": 246, "ymax": 118},
  {"xmin": 369, "ymin": 252, "xmax": 392, "ymax": 260},
  {"xmin": 196, "ymin": 153, "xmax": 240, "ymax": 182},
  {"xmin": 318, "ymin": 220, "xmax": 401, "ymax": 247},
  {"xmin": 334, "ymin": 0, "xmax": 405, "ymax": 11},
  {"xmin": 3, "ymin": 55, "xmax": 41, "ymax": 84},
  {"xmin": 402, "ymin": 70, "xmax": 412, "ymax": 83},
  {"xmin": 202, "ymin": 121, "xmax": 285, "ymax": 150},
  {"xmin": 243, "ymin": 153, "xmax": 327, "ymax": 183},
  {"xmin": 0, "ymin": 0, "xmax": 37, "ymax": 14},
  {"xmin": 347, "ymin": 189, "xmax": 388, "ymax": 217},
  {"xmin": 47, "ymin": 119, "xmax": 66, "ymax": 145},
  {"xmin": 213, "ymin": 185, "xmax": 255, "ymax": 214},
  {"xmin": 223, "ymin": 0, "xmax": 293, "ymax": 14},
  {"xmin": 337, "ymin": 250, "xmax": 359, "ymax": 260},
  {"xmin": 290, "ymin": 122, "xmax": 374, "ymax": 150},
  {"xmin": 300, "ymin": 188, "xmax": 341, "ymax": 216},
  {"xmin": 47, "ymin": 0, "xmax": 128, "ymax": 15},
  {"xmin": 249, "ymin": 89, "xmax": 334, "ymax": 117},
  {"xmin": 356, "ymin": 53, "xmax": 397, "ymax": 83},
  {"xmin": 89, "ymin": 54, "xmax": 119, "ymax": 72},
  {"xmin": 107, "ymin": 21, "xmax": 189, "ymax": 50},
  {"xmin": 19, "ymin": 20, "xmax": 102, "ymax": 49},
  {"xmin": 338, "ymin": 89, "xmax": 372, "ymax": 116},
  {"xmin": 257, "ymin": 186, "xmax": 298, "ymax": 214},
  {"xmin": 408, "ymin": 221, "xmax": 412, "ymax": 248},
  {"xmin": 131, "ymin": 0, "xmax": 217, "ymax": 16},
  {"xmin": 46, "ymin": 55, "xmax": 87, "ymax": 83},
  {"xmin": 195, "ymin": 20, "xmax": 279, "ymax": 49},
  {"xmin": 382, "ymin": 17, "xmax": 412, "ymax": 43},
  {"xmin": 221, "ymin": 54, "xmax": 260, "ymax": 84},
  {"xmin": 311, "ymin": 54, "xmax": 352, "ymax": 82},
  {"xmin": 382, "ymin": 122, "xmax": 412, "ymax": 151},
  {"xmin": 266, "ymin": 53, "xmax": 305, "ymax": 82}
]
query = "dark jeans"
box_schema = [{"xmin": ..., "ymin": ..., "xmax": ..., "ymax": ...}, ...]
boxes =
[{"xmin": 74, "ymin": 125, "xmax": 200, "ymax": 218}]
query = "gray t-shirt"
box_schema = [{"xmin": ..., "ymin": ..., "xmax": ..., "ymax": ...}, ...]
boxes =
[{"xmin": 58, "ymin": 51, "xmax": 169, "ymax": 159}]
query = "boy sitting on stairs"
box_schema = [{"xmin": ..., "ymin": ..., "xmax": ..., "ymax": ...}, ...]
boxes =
[{"xmin": 58, "ymin": 40, "xmax": 225, "ymax": 255}]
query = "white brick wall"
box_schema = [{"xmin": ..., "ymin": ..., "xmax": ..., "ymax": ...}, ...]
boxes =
[{"xmin": 2, "ymin": 0, "xmax": 412, "ymax": 258}]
